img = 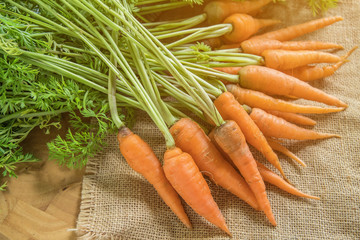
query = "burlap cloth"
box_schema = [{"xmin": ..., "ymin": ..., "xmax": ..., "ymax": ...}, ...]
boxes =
[{"xmin": 76, "ymin": 1, "xmax": 360, "ymax": 239}]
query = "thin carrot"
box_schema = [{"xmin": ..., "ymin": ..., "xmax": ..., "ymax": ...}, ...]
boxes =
[
  {"xmin": 266, "ymin": 110, "xmax": 316, "ymax": 126},
  {"xmin": 226, "ymin": 84, "xmax": 344, "ymax": 114},
  {"xmin": 262, "ymin": 49, "xmax": 342, "ymax": 70},
  {"xmin": 223, "ymin": 14, "xmax": 280, "ymax": 43},
  {"xmin": 213, "ymin": 66, "xmax": 242, "ymax": 75},
  {"xmin": 214, "ymin": 92, "xmax": 286, "ymax": 180},
  {"xmin": 281, "ymin": 46, "xmax": 358, "ymax": 81},
  {"xmin": 266, "ymin": 138, "xmax": 306, "ymax": 167},
  {"xmin": 250, "ymin": 108, "xmax": 340, "ymax": 140},
  {"xmin": 213, "ymin": 120, "xmax": 276, "ymax": 226},
  {"xmin": 204, "ymin": 0, "xmax": 273, "ymax": 25},
  {"xmin": 163, "ymin": 147, "xmax": 230, "ymax": 235},
  {"xmin": 256, "ymin": 161, "xmax": 319, "ymax": 200},
  {"xmin": 170, "ymin": 118, "xmax": 259, "ymax": 210},
  {"xmin": 241, "ymin": 38, "xmax": 343, "ymax": 55},
  {"xmin": 117, "ymin": 127, "xmax": 191, "ymax": 228},
  {"xmin": 237, "ymin": 65, "xmax": 348, "ymax": 107},
  {"xmin": 251, "ymin": 16, "xmax": 343, "ymax": 41}
]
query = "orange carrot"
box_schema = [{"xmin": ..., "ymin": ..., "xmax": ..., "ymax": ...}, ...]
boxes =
[
  {"xmin": 237, "ymin": 65, "xmax": 348, "ymax": 107},
  {"xmin": 241, "ymin": 38, "xmax": 343, "ymax": 55},
  {"xmin": 251, "ymin": 16, "xmax": 343, "ymax": 41},
  {"xmin": 208, "ymin": 128, "xmax": 237, "ymax": 169},
  {"xmin": 223, "ymin": 14, "xmax": 280, "ymax": 43},
  {"xmin": 250, "ymin": 108, "xmax": 340, "ymax": 140},
  {"xmin": 226, "ymin": 84, "xmax": 344, "ymax": 114},
  {"xmin": 213, "ymin": 120, "xmax": 276, "ymax": 226},
  {"xmin": 266, "ymin": 110, "xmax": 316, "ymax": 126},
  {"xmin": 256, "ymin": 161, "xmax": 319, "ymax": 199},
  {"xmin": 204, "ymin": 0, "xmax": 273, "ymax": 25},
  {"xmin": 214, "ymin": 92, "xmax": 286, "ymax": 180},
  {"xmin": 262, "ymin": 49, "xmax": 342, "ymax": 70},
  {"xmin": 170, "ymin": 118, "xmax": 259, "ymax": 210},
  {"xmin": 213, "ymin": 66, "xmax": 242, "ymax": 75},
  {"xmin": 117, "ymin": 127, "xmax": 191, "ymax": 228},
  {"xmin": 281, "ymin": 46, "xmax": 358, "ymax": 81},
  {"xmin": 266, "ymin": 138, "xmax": 306, "ymax": 167},
  {"xmin": 163, "ymin": 147, "xmax": 230, "ymax": 235}
]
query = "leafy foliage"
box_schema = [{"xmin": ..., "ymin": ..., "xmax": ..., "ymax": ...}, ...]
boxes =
[{"xmin": 307, "ymin": 0, "xmax": 338, "ymax": 15}]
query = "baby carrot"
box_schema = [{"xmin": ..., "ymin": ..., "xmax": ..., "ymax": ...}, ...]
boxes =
[
  {"xmin": 213, "ymin": 120, "xmax": 276, "ymax": 226},
  {"xmin": 223, "ymin": 14, "xmax": 280, "ymax": 43},
  {"xmin": 226, "ymin": 84, "xmax": 344, "ymax": 114},
  {"xmin": 250, "ymin": 108, "xmax": 340, "ymax": 140},
  {"xmin": 266, "ymin": 138, "xmax": 306, "ymax": 167},
  {"xmin": 238, "ymin": 65, "xmax": 348, "ymax": 107},
  {"xmin": 251, "ymin": 16, "xmax": 343, "ymax": 41},
  {"xmin": 163, "ymin": 147, "xmax": 230, "ymax": 235},
  {"xmin": 204, "ymin": 0, "xmax": 273, "ymax": 24},
  {"xmin": 117, "ymin": 127, "xmax": 191, "ymax": 228},
  {"xmin": 214, "ymin": 92, "xmax": 286, "ymax": 179},
  {"xmin": 170, "ymin": 118, "xmax": 259, "ymax": 210},
  {"xmin": 266, "ymin": 110, "xmax": 316, "ymax": 126},
  {"xmin": 256, "ymin": 161, "xmax": 319, "ymax": 199},
  {"xmin": 262, "ymin": 49, "xmax": 342, "ymax": 70}
]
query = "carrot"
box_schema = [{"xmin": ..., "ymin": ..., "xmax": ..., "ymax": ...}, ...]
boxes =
[
  {"xmin": 223, "ymin": 14, "xmax": 280, "ymax": 43},
  {"xmin": 237, "ymin": 65, "xmax": 348, "ymax": 107},
  {"xmin": 204, "ymin": 0, "xmax": 273, "ymax": 25},
  {"xmin": 281, "ymin": 46, "xmax": 358, "ymax": 81},
  {"xmin": 266, "ymin": 110, "xmax": 316, "ymax": 126},
  {"xmin": 213, "ymin": 66, "xmax": 242, "ymax": 75},
  {"xmin": 208, "ymin": 128, "xmax": 237, "ymax": 169},
  {"xmin": 117, "ymin": 127, "xmax": 191, "ymax": 228},
  {"xmin": 249, "ymin": 108, "xmax": 340, "ymax": 140},
  {"xmin": 251, "ymin": 16, "xmax": 343, "ymax": 41},
  {"xmin": 256, "ymin": 161, "xmax": 319, "ymax": 199},
  {"xmin": 214, "ymin": 91, "xmax": 286, "ymax": 180},
  {"xmin": 213, "ymin": 120, "xmax": 276, "ymax": 226},
  {"xmin": 241, "ymin": 38, "xmax": 343, "ymax": 55},
  {"xmin": 226, "ymin": 84, "xmax": 344, "ymax": 114},
  {"xmin": 201, "ymin": 37, "xmax": 223, "ymax": 49},
  {"xmin": 266, "ymin": 138, "xmax": 306, "ymax": 167},
  {"xmin": 262, "ymin": 49, "xmax": 342, "ymax": 70},
  {"xmin": 163, "ymin": 147, "xmax": 230, "ymax": 235},
  {"xmin": 170, "ymin": 118, "xmax": 259, "ymax": 210}
]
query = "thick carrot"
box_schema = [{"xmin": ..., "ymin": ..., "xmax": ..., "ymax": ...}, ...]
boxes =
[
  {"xmin": 213, "ymin": 120, "xmax": 276, "ymax": 226},
  {"xmin": 223, "ymin": 14, "xmax": 280, "ymax": 43},
  {"xmin": 163, "ymin": 147, "xmax": 230, "ymax": 235},
  {"xmin": 204, "ymin": 0, "xmax": 273, "ymax": 25},
  {"xmin": 226, "ymin": 84, "xmax": 344, "ymax": 114},
  {"xmin": 266, "ymin": 110, "xmax": 316, "ymax": 126},
  {"xmin": 281, "ymin": 46, "xmax": 358, "ymax": 81},
  {"xmin": 214, "ymin": 92, "xmax": 286, "ymax": 180},
  {"xmin": 250, "ymin": 108, "xmax": 340, "ymax": 140},
  {"xmin": 241, "ymin": 38, "xmax": 343, "ymax": 55},
  {"xmin": 237, "ymin": 65, "xmax": 348, "ymax": 107},
  {"xmin": 262, "ymin": 49, "xmax": 342, "ymax": 70},
  {"xmin": 256, "ymin": 161, "xmax": 319, "ymax": 199},
  {"xmin": 208, "ymin": 128, "xmax": 237, "ymax": 169},
  {"xmin": 251, "ymin": 16, "xmax": 343, "ymax": 41},
  {"xmin": 266, "ymin": 138, "xmax": 306, "ymax": 167},
  {"xmin": 170, "ymin": 118, "xmax": 259, "ymax": 210},
  {"xmin": 213, "ymin": 66, "xmax": 242, "ymax": 75},
  {"xmin": 117, "ymin": 127, "xmax": 191, "ymax": 228}
]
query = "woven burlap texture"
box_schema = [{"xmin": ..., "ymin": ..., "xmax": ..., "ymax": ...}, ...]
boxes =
[{"xmin": 76, "ymin": 1, "xmax": 360, "ymax": 239}]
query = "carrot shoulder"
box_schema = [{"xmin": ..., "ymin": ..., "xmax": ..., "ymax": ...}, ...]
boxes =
[
  {"xmin": 249, "ymin": 108, "xmax": 340, "ymax": 140},
  {"xmin": 251, "ymin": 15, "xmax": 343, "ymax": 41},
  {"xmin": 213, "ymin": 120, "xmax": 276, "ymax": 226},
  {"xmin": 117, "ymin": 127, "xmax": 191, "ymax": 228},
  {"xmin": 214, "ymin": 91, "xmax": 286, "ymax": 179},
  {"xmin": 170, "ymin": 118, "xmax": 259, "ymax": 210},
  {"xmin": 163, "ymin": 147, "xmax": 230, "ymax": 235}
]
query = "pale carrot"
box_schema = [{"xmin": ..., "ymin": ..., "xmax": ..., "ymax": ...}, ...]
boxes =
[
  {"xmin": 251, "ymin": 16, "xmax": 343, "ymax": 41},
  {"xmin": 226, "ymin": 84, "xmax": 344, "ymax": 114},
  {"xmin": 250, "ymin": 108, "xmax": 340, "ymax": 140},
  {"xmin": 170, "ymin": 118, "xmax": 259, "ymax": 210},
  {"xmin": 117, "ymin": 127, "xmax": 191, "ymax": 228},
  {"xmin": 163, "ymin": 147, "xmax": 230, "ymax": 235}
]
